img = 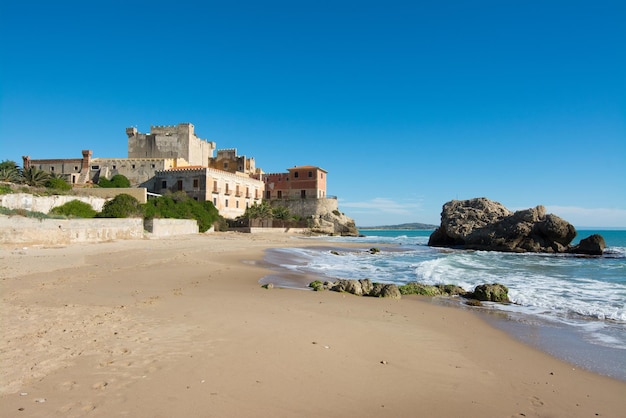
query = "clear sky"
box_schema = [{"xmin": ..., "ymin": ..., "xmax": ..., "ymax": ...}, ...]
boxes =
[{"xmin": 1, "ymin": 0, "xmax": 624, "ymax": 228}]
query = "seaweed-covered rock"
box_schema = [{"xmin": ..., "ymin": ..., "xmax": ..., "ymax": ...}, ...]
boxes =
[
  {"xmin": 467, "ymin": 283, "xmax": 510, "ymax": 303},
  {"xmin": 370, "ymin": 283, "xmax": 401, "ymax": 299},
  {"xmin": 399, "ymin": 283, "xmax": 443, "ymax": 296},
  {"xmin": 399, "ymin": 282, "xmax": 467, "ymax": 297},
  {"xmin": 322, "ymin": 279, "xmax": 400, "ymax": 299}
]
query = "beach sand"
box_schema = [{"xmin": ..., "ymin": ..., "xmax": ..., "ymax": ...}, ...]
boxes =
[{"xmin": 1, "ymin": 232, "xmax": 624, "ymax": 417}]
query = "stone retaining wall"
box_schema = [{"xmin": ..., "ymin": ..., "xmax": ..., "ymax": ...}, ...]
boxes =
[
  {"xmin": 144, "ymin": 219, "xmax": 199, "ymax": 236},
  {"xmin": 0, "ymin": 217, "xmax": 201, "ymax": 245},
  {"xmin": 0, "ymin": 216, "xmax": 144, "ymax": 245}
]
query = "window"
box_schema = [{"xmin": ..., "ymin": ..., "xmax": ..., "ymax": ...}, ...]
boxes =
[
  {"xmin": 308, "ymin": 171, "xmax": 312, "ymax": 178},
  {"xmin": 151, "ymin": 164, "xmax": 156, "ymax": 168},
  {"xmin": 74, "ymin": 166, "xmax": 78, "ymax": 171},
  {"xmin": 161, "ymin": 180, "xmax": 167, "ymax": 188},
  {"xmin": 213, "ymin": 180, "xmax": 218, "ymax": 192},
  {"xmin": 225, "ymin": 199, "xmax": 229, "ymax": 207},
  {"xmin": 50, "ymin": 167, "xmax": 55, "ymax": 172},
  {"xmin": 193, "ymin": 179, "xmax": 199, "ymax": 188},
  {"xmin": 91, "ymin": 165, "xmax": 100, "ymax": 170},
  {"xmin": 301, "ymin": 190, "xmax": 306, "ymax": 198},
  {"xmin": 132, "ymin": 164, "xmax": 136, "ymax": 169},
  {"xmin": 223, "ymin": 162, "xmax": 229, "ymax": 169},
  {"xmin": 177, "ymin": 180, "xmax": 183, "ymax": 191},
  {"xmin": 277, "ymin": 191, "xmax": 282, "ymax": 198},
  {"xmin": 294, "ymin": 172, "xmax": 299, "ymax": 178},
  {"xmin": 112, "ymin": 165, "xmax": 116, "ymax": 170},
  {"xmin": 213, "ymin": 197, "xmax": 217, "ymax": 206},
  {"xmin": 265, "ymin": 190, "xmax": 271, "ymax": 199},
  {"xmin": 225, "ymin": 184, "xmax": 229, "ymax": 194},
  {"xmin": 236, "ymin": 201, "xmax": 239, "ymax": 208}
]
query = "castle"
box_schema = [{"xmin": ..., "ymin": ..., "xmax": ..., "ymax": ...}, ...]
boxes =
[{"xmin": 22, "ymin": 123, "xmax": 345, "ymax": 225}]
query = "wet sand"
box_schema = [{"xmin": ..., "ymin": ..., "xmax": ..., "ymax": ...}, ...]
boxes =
[{"xmin": 1, "ymin": 232, "xmax": 625, "ymax": 417}]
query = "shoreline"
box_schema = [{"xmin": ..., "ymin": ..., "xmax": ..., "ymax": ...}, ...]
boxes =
[
  {"xmin": 261, "ymin": 246, "xmax": 626, "ymax": 382},
  {"xmin": 1, "ymin": 233, "xmax": 625, "ymax": 417}
]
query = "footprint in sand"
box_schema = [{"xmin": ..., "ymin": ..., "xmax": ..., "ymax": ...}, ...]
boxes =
[
  {"xmin": 91, "ymin": 381, "xmax": 108, "ymax": 390},
  {"xmin": 530, "ymin": 396, "xmax": 544, "ymax": 407},
  {"xmin": 61, "ymin": 380, "xmax": 78, "ymax": 391}
]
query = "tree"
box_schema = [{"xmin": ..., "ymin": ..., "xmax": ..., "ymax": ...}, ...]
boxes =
[
  {"xmin": 97, "ymin": 194, "xmax": 144, "ymax": 218},
  {"xmin": 272, "ymin": 205, "xmax": 291, "ymax": 220},
  {"xmin": 0, "ymin": 160, "xmax": 19, "ymax": 171},
  {"xmin": 0, "ymin": 166, "xmax": 20, "ymax": 183},
  {"xmin": 243, "ymin": 201, "xmax": 273, "ymax": 220},
  {"xmin": 21, "ymin": 167, "xmax": 50, "ymax": 187}
]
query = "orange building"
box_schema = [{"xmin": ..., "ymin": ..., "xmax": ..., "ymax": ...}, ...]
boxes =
[{"xmin": 262, "ymin": 166, "xmax": 327, "ymax": 200}]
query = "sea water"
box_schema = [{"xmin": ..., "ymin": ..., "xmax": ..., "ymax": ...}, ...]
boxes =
[{"xmin": 261, "ymin": 229, "xmax": 626, "ymax": 381}]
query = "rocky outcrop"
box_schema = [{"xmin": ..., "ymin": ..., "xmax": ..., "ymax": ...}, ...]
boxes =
[
  {"xmin": 428, "ymin": 198, "xmax": 602, "ymax": 255},
  {"xmin": 309, "ymin": 279, "xmax": 401, "ymax": 299},
  {"xmin": 568, "ymin": 234, "xmax": 606, "ymax": 256},
  {"xmin": 310, "ymin": 211, "xmax": 359, "ymax": 236}
]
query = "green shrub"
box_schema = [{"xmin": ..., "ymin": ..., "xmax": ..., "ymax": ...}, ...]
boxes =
[
  {"xmin": 0, "ymin": 184, "xmax": 13, "ymax": 194},
  {"xmin": 98, "ymin": 174, "xmax": 131, "ymax": 188},
  {"xmin": 46, "ymin": 177, "xmax": 72, "ymax": 191},
  {"xmin": 50, "ymin": 200, "xmax": 97, "ymax": 218},
  {"xmin": 143, "ymin": 192, "xmax": 223, "ymax": 232},
  {"xmin": 0, "ymin": 207, "xmax": 50, "ymax": 219},
  {"xmin": 97, "ymin": 194, "xmax": 143, "ymax": 218}
]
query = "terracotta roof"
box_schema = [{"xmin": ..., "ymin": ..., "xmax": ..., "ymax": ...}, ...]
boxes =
[{"xmin": 288, "ymin": 165, "xmax": 327, "ymax": 172}]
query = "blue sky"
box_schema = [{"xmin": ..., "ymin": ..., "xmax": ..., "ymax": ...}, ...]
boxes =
[{"xmin": 1, "ymin": 0, "xmax": 624, "ymax": 228}]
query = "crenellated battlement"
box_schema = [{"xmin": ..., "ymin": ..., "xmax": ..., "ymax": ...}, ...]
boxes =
[{"xmin": 149, "ymin": 123, "xmax": 193, "ymax": 135}]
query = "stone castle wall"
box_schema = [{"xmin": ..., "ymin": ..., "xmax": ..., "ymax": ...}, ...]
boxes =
[{"xmin": 269, "ymin": 197, "xmax": 339, "ymax": 218}]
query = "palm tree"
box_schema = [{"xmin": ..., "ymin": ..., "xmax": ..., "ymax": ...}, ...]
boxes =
[
  {"xmin": 21, "ymin": 167, "xmax": 51, "ymax": 187},
  {"xmin": 272, "ymin": 205, "xmax": 290, "ymax": 220},
  {"xmin": 0, "ymin": 166, "xmax": 21, "ymax": 183}
]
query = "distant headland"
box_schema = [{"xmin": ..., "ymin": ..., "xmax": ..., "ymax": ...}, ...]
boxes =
[{"xmin": 358, "ymin": 222, "xmax": 438, "ymax": 230}]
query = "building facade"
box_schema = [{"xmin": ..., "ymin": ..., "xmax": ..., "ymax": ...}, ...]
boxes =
[
  {"xmin": 263, "ymin": 166, "xmax": 327, "ymax": 200},
  {"xmin": 23, "ymin": 151, "xmax": 186, "ymax": 188},
  {"xmin": 153, "ymin": 166, "xmax": 264, "ymax": 219}
]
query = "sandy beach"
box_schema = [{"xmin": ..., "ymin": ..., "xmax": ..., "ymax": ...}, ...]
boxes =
[{"xmin": 1, "ymin": 232, "xmax": 625, "ymax": 417}]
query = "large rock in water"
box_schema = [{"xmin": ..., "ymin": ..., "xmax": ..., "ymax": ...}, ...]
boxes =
[
  {"xmin": 568, "ymin": 234, "xmax": 606, "ymax": 256},
  {"xmin": 428, "ymin": 197, "xmax": 600, "ymax": 254}
]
